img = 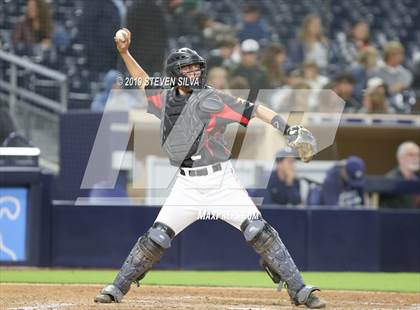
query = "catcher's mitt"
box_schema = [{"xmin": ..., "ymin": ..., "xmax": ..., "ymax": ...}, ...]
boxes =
[{"xmin": 286, "ymin": 125, "xmax": 317, "ymax": 163}]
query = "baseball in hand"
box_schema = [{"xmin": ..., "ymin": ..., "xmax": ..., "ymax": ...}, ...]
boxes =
[{"xmin": 115, "ymin": 29, "xmax": 127, "ymax": 42}]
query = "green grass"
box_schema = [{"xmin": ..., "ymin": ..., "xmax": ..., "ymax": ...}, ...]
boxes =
[{"xmin": 0, "ymin": 269, "xmax": 419, "ymax": 293}]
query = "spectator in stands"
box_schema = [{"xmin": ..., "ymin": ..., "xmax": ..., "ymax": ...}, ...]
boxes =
[
  {"xmin": 321, "ymin": 156, "xmax": 366, "ymax": 207},
  {"xmin": 281, "ymin": 62, "xmax": 329, "ymax": 111},
  {"xmin": 266, "ymin": 147, "xmax": 302, "ymax": 206},
  {"xmin": 230, "ymin": 39, "xmax": 269, "ymax": 102},
  {"xmin": 348, "ymin": 20, "xmax": 370, "ymax": 50},
  {"xmin": 197, "ymin": 13, "xmax": 236, "ymax": 49},
  {"xmin": 261, "ymin": 43, "xmax": 287, "ymax": 88},
  {"xmin": 269, "ymin": 64, "xmax": 322, "ymax": 112},
  {"xmin": 207, "ymin": 37, "xmax": 237, "ymax": 70},
  {"xmin": 228, "ymin": 76, "xmax": 251, "ymax": 99},
  {"xmin": 290, "ymin": 14, "xmax": 329, "ymax": 72},
  {"xmin": 359, "ymin": 77, "xmax": 391, "ymax": 113},
  {"xmin": 301, "ymin": 62, "xmax": 329, "ymax": 90},
  {"xmin": 79, "ymin": 0, "xmax": 122, "ymax": 74},
  {"xmin": 91, "ymin": 70, "xmax": 121, "ymax": 111},
  {"xmin": 12, "ymin": 0, "xmax": 53, "ymax": 50},
  {"xmin": 166, "ymin": 0, "xmax": 202, "ymax": 44},
  {"xmin": 229, "ymin": 76, "xmax": 250, "ymax": 90},
  {"xmin": 315, "ymin": 82, "xmax": 340, "ymax": 112},
  {"xmin": 91, "ymin": 70, "xmax": 141, "ymax": 111},
  {"xmin": 51, "ymin": 24, "xmax": 70, "ymax": 51},
  {"xmin": 374, "ymin": 41, "xmax": 413, "ymax": 95},
  {"xmin": 329, "ymin": 73, "xmax": 360, "ymax": 112},
  {"xmin": 334, "ymin": 20, "xmax": 371, "ymax": 66},
  {"xmin": 207, "ymin": 67, "xmax": 228, "ymax": 90},
  {"xmin": 126, "ymin": 0, "xmax": 168, "ymax": 75},
  {"xmin": 381, "ymin": 142, "xmax": 420, "ymax": 208},
  {"xmin": 271, "ymin": 82, "xmax": 311, "ymax": 112},
  {"xmin": 350, "ymin": 47, "xmax": 378, "ymax": 102},
  {"xmin": 238, "ymin": 3, "xmax": 271, "ymax": 45},
  {"xmin": 284, "ymin": 69, "xmax": 305, "ymax": 88}
]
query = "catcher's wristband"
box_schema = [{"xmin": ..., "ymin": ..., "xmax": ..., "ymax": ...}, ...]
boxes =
[{"xmin": 271, "ymin": 114, "xmax": 290, "ymax": 135}]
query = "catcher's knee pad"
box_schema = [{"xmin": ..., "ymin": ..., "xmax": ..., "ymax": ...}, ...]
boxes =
[
  {"xmin": 142, "ymin": 222, "xmax": 175, "ymax": 259},
  {"xmin": 240, "ymin": 217, "xmax": 277, "ymax": 253},
  {"xmin": 112, "ymin": 222, "xmax": 175, "ymax": 296},
  {"xmin": 240, "ymin": 217, "xmax": 305, "ymax": 294}
]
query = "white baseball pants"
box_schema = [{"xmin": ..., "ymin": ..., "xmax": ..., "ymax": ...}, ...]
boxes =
[{"xmin": 154, "ymin": 160, "xmax": 261, "ymax": 235}]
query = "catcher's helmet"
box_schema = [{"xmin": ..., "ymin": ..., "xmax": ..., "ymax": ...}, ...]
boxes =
[{"xmin": 166, "ymin": 48, "xmax": 207, "ymax": 88}]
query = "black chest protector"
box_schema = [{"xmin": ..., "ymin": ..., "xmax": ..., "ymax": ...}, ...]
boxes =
[
  {"xmin": 160, "ymin": 88, "xmax": 222, "ymax": 164},
  {"xmin": 160, "ymin": 90, "xmax": 205, "ymax": 163}
]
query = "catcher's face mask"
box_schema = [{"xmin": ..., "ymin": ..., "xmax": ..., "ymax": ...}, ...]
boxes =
[{"xmin": 180, "ymin": 64, "xmax": 202, "ymax": 80}]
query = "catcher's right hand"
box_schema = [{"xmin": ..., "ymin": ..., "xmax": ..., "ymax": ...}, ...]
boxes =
[
  {"xmin": 286, "ymin": 125, "xmax": 317, "ymax": 163},
  {"xmin": 114, "ymin": 28, "xmax": 131, "ymax": 54}
]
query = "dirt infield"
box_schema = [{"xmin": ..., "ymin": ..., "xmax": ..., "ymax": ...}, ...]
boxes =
[{"xmin": 1, "ymin": 284, "xmax": 419, "ymax": 310}]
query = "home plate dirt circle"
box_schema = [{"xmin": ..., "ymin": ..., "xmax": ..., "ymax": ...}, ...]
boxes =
[{"xmin": 1, "ymin": 284, "xmax": 419, "ymax": 310}]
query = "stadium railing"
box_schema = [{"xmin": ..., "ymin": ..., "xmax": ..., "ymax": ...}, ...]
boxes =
[
  {"xmin": 0, "ymin": 50, "xmax": 68, "ymax": 113},
  {"xmin": 0, "ymin": 50, "xmax": 69, "ymax": 169}
]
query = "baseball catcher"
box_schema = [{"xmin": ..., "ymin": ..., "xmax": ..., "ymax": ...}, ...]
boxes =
[{"xmin": 94, "ymin": 28, "xmax": 324, "ymax": 309}]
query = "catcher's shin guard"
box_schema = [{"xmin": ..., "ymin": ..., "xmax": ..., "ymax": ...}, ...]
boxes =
[
  {"xmin": 241, "ymin": 217, "xmax": 304, "ymax": 293},
  {"xmin": 241, "ymin": 218, "xmax": 325, "ymax": 308},
  {"xmin": 94, "ymin": 222, "xmax": 174, "ymax": 303}
]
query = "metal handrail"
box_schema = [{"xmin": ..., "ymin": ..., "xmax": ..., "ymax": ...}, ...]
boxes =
[
  {"xmin": 0, "ymin": 50, "xmax": 66, "ymax": 81},
  {"xmin": 0, "ymin": 50, "xmax": 68, "ymax": 112}
]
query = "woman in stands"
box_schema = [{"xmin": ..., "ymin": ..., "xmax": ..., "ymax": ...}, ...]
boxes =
[
  {"xmin": 12, "ymin": 0, "xmax": 53, "ymax": 49},
  {"xmin": 290, "ymin": 14, "xmax": 329, "ymax": 73}
]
